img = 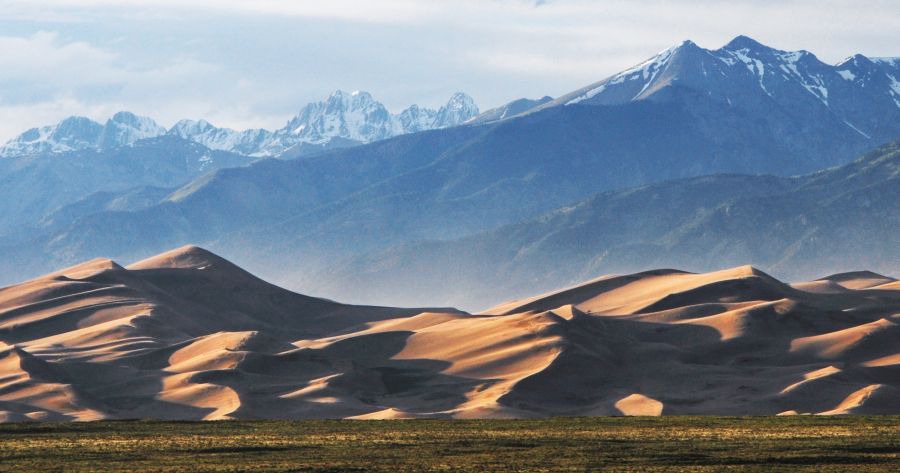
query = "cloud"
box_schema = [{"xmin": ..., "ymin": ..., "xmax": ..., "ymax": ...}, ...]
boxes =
[
  {"xmin": 0, "ymin": 32, "xmax": 121, "ymax": 139},
  {"xmin": 0, "ymin": 0, "xmax": 435, "ymax": 24},
  {"xmin": 0, "ymin": 31, "xmax": 118, "ymax": 97},
  {"xmin": 0, "ymin": 1, "xmax": 897, "ymax": 143},
  {"xmin": 0, "ymin": 31, "xmax": 239, "ymax": 140}
]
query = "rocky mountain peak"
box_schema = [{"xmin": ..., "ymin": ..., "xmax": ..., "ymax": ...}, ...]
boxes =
[
  {"xmin": 433, "ymin": 92, "xmax": 479, "ymax": 127},
  {"xmin": 722, "ymin": 35, "xmax": 769, "ymax": 52}
]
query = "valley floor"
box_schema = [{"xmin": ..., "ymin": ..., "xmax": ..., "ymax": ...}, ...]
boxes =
[{"xmin": 0, "ymin": 417, "xmax": 897, "ymax": 472}]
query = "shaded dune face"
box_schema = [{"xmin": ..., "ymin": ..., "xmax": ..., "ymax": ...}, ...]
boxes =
[{"xmin": 0, "ymin": 246, "xmax": 898, "ymax": 421}]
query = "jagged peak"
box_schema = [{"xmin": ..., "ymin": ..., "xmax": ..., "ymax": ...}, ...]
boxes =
[
  {"xmin": 836, "ymin": 54, "xmax": 875, "ymax": 68},
  {"xmin": 441, "ymin": 92, "xmax": 477, "ymax": 111},
  {"xmin": 170, "ymin": 118, "xmax": 217, "ymax": 133},
  {"xmin": 58, "ymin": 115, "xmax": 101, "ymax": 126},
  {"xmin": 106, "ymin": 111, "xmax": 163, "ymax": 130},
  {"xmin": 722, "ymin": 35, "xmax": 770, "ymax": 51},
  {"xmin": 350, "ymin": 90, "xmax": 375, "ymax": 102},
  {"xmin": 327, "ymin": 89, "xmax": 348, "ymax": 99},
  {"xmin": 324, "ymin": 89, "xmax": 373, "ymax": 102},
  {"xmin": 447, "ymin": 91, "xmax": 475, "ymax": 103},
  {"xmin": 3, "ymin": 88, "xmax": 479, "ymax": 157},
  {"xmin": 109, "ymin": 110, "xmax": 140, "ymax": 122},
  {"xmin": 348, "ymin": 89, "xmax": 377, "ymax": 102},
  {"xmin": 674, "ymin": 39, "xmax": 700, "ymax": 50},
  {"xmin": 613, "ymin": 39, "xmax": 701, "ymax": 78},
  {"xmin": 315, "ymin": 89, "xmax": 383, "ymax": 113}
]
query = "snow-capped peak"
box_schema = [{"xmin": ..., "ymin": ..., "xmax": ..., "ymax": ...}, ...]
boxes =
[
  {"xmin": 0, "ymin": 116, "xmax": 103, "ymax": 157},
  {"xmin": 0, "ymin": 112, "xmax": 166, "ymax": 157},
  {"xmin": 170, "ymin": 119, "xmax": 216, "ymax": 135},
  {"xmin": 275, "ymin": 90, "xmax": 479, "ymax": 148},
  {"xmin": 549, "ymin": 34, "xmax": 900, "ymax": 145},
  {"xmin": 281, "ymin": 89, "xmax": 393, "ymax": 144},
  {"xmin": 566, "ymin": 40, "xmax": 698, "ymax": 105},
  {"xmin": 722, "ymin": 35, "xmax": 768, "ymax": 52},
  {"xmin": 836, "ymin": 54, "xmax": 873, "ymax": 68},
  {"xmin": 100, "ymin": 112, "xmax": 166, "ymax": 148},
  {"xmin": 0, "ymin": 90, "xmax": 480, "ymax": 159},
  {"xmin": 433, "ymin": 93, "xmax": 479, "ymax": 128}
]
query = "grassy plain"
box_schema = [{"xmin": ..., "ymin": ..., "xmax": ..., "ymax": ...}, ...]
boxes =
[{"xmin": 1, "ymin": 416, "xmax": 898, "ymax": 472}]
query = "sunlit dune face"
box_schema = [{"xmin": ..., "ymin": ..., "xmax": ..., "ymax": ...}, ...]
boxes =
[{"xmin": 0, "ymin": 247, "xmax": 897, "ymax": 420}]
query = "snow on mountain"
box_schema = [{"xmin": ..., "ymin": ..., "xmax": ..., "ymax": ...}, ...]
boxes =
[
  {"xmin": 0, "ymin": 113, "xmax": 168, "ymax": 158},
  {"xmin": 870, "ymin": 57, "xmax": 900, "ymax": 107},
  {"xmin": 169, "ymin": 119, "xmax": 236, "ymax": 147},
  {"xmin": 396, "ymin": 104, "xmax": 438, "ymax": 133},
  {"xmin": 566, "ymin": 40, "xmax": 692, "ymax": 106},
  {"xmin": 542, "ymin": 36, "xmax": 900, "ymax": 140},
  {"xmin": 168, "ymin": 90, "xmax": 480, "ymax": 156},
  {"xmin": 0, "ymin": 91, "xmax": 479, "ymax": 158},
  {"xmin": 99, "ymin": 112, "xmax": 167, "ymax": 149},
  {"xmin": 280, "ymin": 90, "xmax": 396, "ymax": 145},
  {"xmin": 467, "ymin": 96, "xmax": 553, "ymax": 124},
  {"xmin": 0, "ymin": 117, "xmax": 103, "ymax": 157},
  {"xmin": 168, "ymin": 120, "xmax": 277, "ymax": 157},
  {"xmin": 432, "ymin": 92, "xmax": 480, "ymax": 128},
  {"xmin": 273, "ymin": 90, "xmax": 480, "ymax": 151}
]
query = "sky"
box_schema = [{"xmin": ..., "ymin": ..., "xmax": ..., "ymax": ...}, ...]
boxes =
[{"xmin": 0, "ymin": 0, "xmax": 898, "ymax": 142}]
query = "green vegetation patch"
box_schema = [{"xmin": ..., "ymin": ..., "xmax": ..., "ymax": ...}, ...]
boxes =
[{"xmin": 1, "ymin": 416, "xmax": 897, "ymax": 472}]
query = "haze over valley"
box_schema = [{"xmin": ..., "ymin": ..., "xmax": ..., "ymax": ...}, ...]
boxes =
[
  {"xmin": 0, "ymin": 36, "xmax": 897, "ymax": 310},
  {"xmin": 0, "ymin": 28, "xmax": 898, "ymax": 421}
]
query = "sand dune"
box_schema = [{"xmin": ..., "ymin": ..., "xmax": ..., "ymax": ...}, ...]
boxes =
[
  {"xmin": 817, "ymin": 271, "xmax": 897, "ymax": 290},
  {"xmin": 0, "ymin": 246, "xmax": 897, "ymax": 421}
]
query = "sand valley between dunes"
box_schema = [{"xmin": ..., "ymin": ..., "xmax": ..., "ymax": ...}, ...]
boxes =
[{"xmin": 1, "ymin": 245, "xmax": 898, "ymax": 421}]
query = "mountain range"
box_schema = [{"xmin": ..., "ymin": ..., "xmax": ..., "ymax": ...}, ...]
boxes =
[
  {"xmin": 0, "ymin": 137, "xmax": 251, "ymax": 237},
  {"xmin": 0, "ymin": 91, "xmax": 479, "ymax": 158},
  {"xmin": 0, "ymin": 245, "xmax": 897, "ymax": 421},
  {"xmin": 0, "ymin": 35, "xmax": 896, "ymax": 311},
  {"xmin": 0, "ymin": 33, "xmax": 899, "ymax": 421},
  {"xmin": 309, "ymin": 141, "xmax": 899, "ymax": 309}
]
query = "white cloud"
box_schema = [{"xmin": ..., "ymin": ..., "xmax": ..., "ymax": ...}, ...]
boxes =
[
  {"xmin": 0, "ymin": 0, "xmax": 436, "ymax": 24},
  {"xmin": 0, "ymin": 31, "xmax": 250, "ymax": 141},
  {"xmin": 0, "ymin": 31, "xmax": 119, "ymax": 93},
  {"xmin": 0, "ymin": 1, "xmax": 897, "ymax": 143}
]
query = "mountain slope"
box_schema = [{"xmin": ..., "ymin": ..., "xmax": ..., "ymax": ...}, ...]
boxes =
[
  {"xmin": 0, "ymin": 112, "xmax": 166, "ymax": 158},
  {"xmin": 1, "ymin": 91, "xmax": 480, "ymax": 159},
  {"xmin": 309, "ymin": 141, "xmax": 900, "ymax": 309},
  {"xmin": 467, "ymin": 95, "xmax": 553, "ymax": 124},
  {"xmin": 0, "ymin": 247, "xmax": 897, "ymax": 420},
  {"xmin": 0, "ymin": 36, "xmax": 896, "ymax": 294},
  {"xmin": 268, "ymin": 90, "xmax": 478, "ymax": 153},
  {"xmin": 531, "ymin": 36, "xmax": 900, "ymax": 150},
  {"xmin": 0, "ymin": 136, "xmax": 252, "ymax": 237},
  {"xmin": 491, "ymin": 36, "xmax": 899, "ymax": 174},
  {"xmin": 14, "ymin": 94, "xmax": 859, "ymax": 279},
  {"xmin": 167, "ymin": 120, "xmax": 277, "ymax": 157}
]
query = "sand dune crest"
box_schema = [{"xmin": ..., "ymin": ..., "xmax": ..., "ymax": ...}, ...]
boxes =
[{"xmin": 0, "ymin": 248, "xmax": 897, "ymax": 420}]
